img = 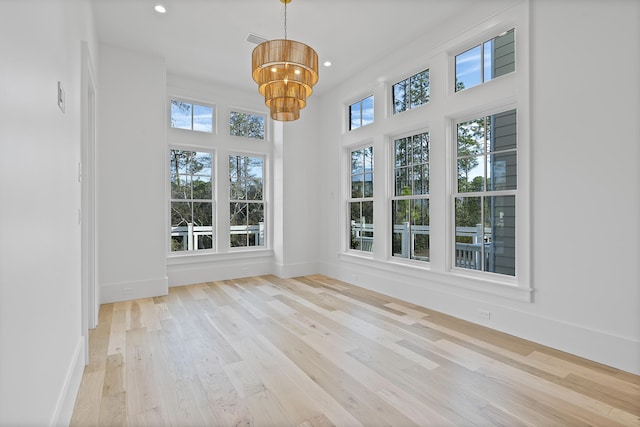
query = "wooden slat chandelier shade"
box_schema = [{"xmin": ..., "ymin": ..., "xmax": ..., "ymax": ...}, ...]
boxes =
[{"xmin": 251, "ymin": 0, "xmax": 318, "ymax": 121}]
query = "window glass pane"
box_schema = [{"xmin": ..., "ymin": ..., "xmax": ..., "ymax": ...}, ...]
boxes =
[
  {"xmin": 352, "ymin": 174, "xmax": 364, "ymax": 198},
  {"xmin": 247, "ymin": 203, "xmax": 264, "ymax": 246},
  {"xmin": 457, "ymin": 118, "xmax": 485, "ymax": 155},
  {"xmin": 395, "ymin": 167, "xmax": 410, "ymax": 196},
  {"xmin": 484, "ymin": 195, "xmax": 515, "ymax": 275},
  {"xmin": 248, "ymin": 115, "xmax": 265, "ymax": 139},
  {"xmin": 364, "ymin": 146, "xmax": 374, "ymax": 172},
  {"xmin": 363, "ymin": 172, "xmax": 373, "ymax": 198},
  {"xmin": 229, "ymin": 111, "xmax": 242, "ymax": 136},
  {"xmin": 351, "ymin": 149, "xmax": 364, "ymax": 174},
  {"xmin": 193, "ymin": 202, "xmax": 212, "ymax": 227},
  {"xmin": 488, "ymin": 152, "xmax": 517, "ymax": 191},
  {"xmin": 350, "ymin": 202, "xmax": 361, "ymax": 250},
  {"xmin": 395, "ymin": 137, "xmax": 409, "ymax": 167},
  {"xmin": 230, "ymin": 111, "xmax": 265, "ymax": 139},
  {"xmin": 230, "ymin": 202, "xmax": 248, "ymax": 247},
  {"xmin": 455, "ymin": 45, "xmax": 482, "ymax": 91},
  {"xmin": 455, "ymin": 196, "xmax": 482, "ymax": 270},
  {"xmin": 483, "ymin": 40, "xmax": 493, "ymax": 81},
  {"xmin": 493, "ymin": 29, "xmax": 515, "ymax": 78},
  {"xmin": 192, "ymin": 175, "xmax": 211, "ymax": 200},
  {"xmin": 489, "ymin": 109, "xmax": 517, "ymax": 152},
  {"xmin": 246, "ymin": 157, "xmax": 264, "ymax": 200},
  {"xmin": 411, "ymin": 199, "xmax": 429, "ymax": 261},
  {"xmin": 171, "ymin": 174, "xmax": 191, "ymax": 199},
  {"xmin": 193, "ymin": 104, "xmax": 213, "ymax": 132},
  {"xmin": 414, "ymin": 132, "xmax": 429, "ymax": 164},
  {"xmin": 392, "ymin": 200, "xmax": 410, "ymax": 258},
  {"xmin": 410, "ymin": 69, "xmax": 430, "ymax": 108},
  {"xmin": 229, "ymin": 156, "xmax": 245, "ymax": 200},
  {"xmin": 412, "ymin": 164, "xmax": 429, "ymax": 195},
  {"xmin": 361, "ymin": 96, "xmax": 374, "ymax": 126},
  {"xmin": 393, "ymin": 79, "xmax": 408, "ymax": 114},
  {"xmin": 170, "ymin": 101, "xmax": 192, "ymax": 129},
  {"xmin": 458, "ymin": 156, "xmax": 485, "ymax": 193},
  {"xmin": 350, "ymin": 101, "xmax": 361, "ymax": 130}
]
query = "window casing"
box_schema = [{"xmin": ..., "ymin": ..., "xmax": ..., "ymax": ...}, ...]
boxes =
[
  {"xmin": 349, "ymin": 96, "xmax": 374, "ymax": 130},
  {"xmin": 349, "ymin": 146, "xmax": 374, "ymax": 252},
  {"xmin": 169, "ymin": 149, "xmax": 214, "ymax": 252},
  {"xmin": 391, "ymin": 131, "xmax": 430, "ymax": 262},
  {"xmin": 170, "ymin": 99, "xmax": 214, "ymax": 132},
  {"xmin": 455, "ymin": 29, "xmax": 515, "ymax": 92},
  {"xmin": 230, "ymin": 110, "xmax": 266, "ymax": 140},
  {"xmin": 229, "ymin": 155, "xmax": 265, "ymax": 248},
  {"xmin": 393, "ymin": 69, "xmax": 430, "ymax": 114},
  {"xmin": 454, "ymin": 109, "xmax": 517, "ymax": 276}
]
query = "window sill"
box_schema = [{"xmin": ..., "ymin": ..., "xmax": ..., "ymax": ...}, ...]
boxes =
[
  {"xmin": 167, "ymin": 248, "xmax": 274, "ymax": 266},
  {"xmin": 339, "ymin": 252, "xmax": 532, "ymax": 302}
]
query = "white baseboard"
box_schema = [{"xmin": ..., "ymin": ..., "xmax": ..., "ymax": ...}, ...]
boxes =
[
  {"xmin": 273, "ymin": 261, "xmax": 321, "ymax": 279},
  {"xmin": 100, "ymin": 276, "xmax": 168, "ymax": 303},
  {"xmin": 49, "ymin": 337, "xmax": 85, "ymax": 427}
]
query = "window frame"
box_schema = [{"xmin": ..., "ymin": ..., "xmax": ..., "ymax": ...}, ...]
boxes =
[
  {"xmin": 392, "ymin": 68, "xmax": 430, "ymax": 115},
  {"xmin": 348, "ymin": 95, "xmax": 375, "ymax": 131},
  {"xmin": 454, "ymin": 28, "xmax": 516, "ymax": 93},
  {"xmin": 228, "ymin": 153, "xmax": 267, "ymax": 250},
  {"xmin": 168, "ymin": 146, "xmax": 216, "ymax": 254},
  {"xmin": 229, "ymin": 108, "xmax": 267, "ymax": 141},
  {"xmin": 389, "ymin": 129, "xmax": 431, "ymax": 264},
  {"xmin": 169, "ymin": 98, "xmax": 216, "ymax": 133},
  {"xmin": 347, "ymin": 145, "xmax": 375, "ymax": 254},
  {"xmin": 452, "ymin": 108, "xmax": 518, "ymax": 277}
]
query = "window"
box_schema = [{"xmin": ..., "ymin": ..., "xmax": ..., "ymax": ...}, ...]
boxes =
[
  {"xmin": 392, "ymin": 132, "xmax": 430, "ymax": 261},
  {"xmin": 229, "ymin": 155, "xmax": 265, "ymax": 248},
  {"xmin": 455, "ymin": 29, "xmax": 515, "ymax": 92},
  {"xmin": 455, "ymin": 109, "xmax": 517, "ymax": 275},
  {"xmin": 349, "ymin": 96, "xmax": 374, "ymax": 130},
  {"xmin": 349, "ymin": 146, "xmax": 374, "ymax": 252},
  {"xmin": 170, "ymin": 100, "xmax": 214, "ymax": 132},
  {"xmin": 393, "ymin": 69, "xmax": 430, "ymax": 114},
  {"xmin": 169, "ymin": 149, "xmax": 214, "ymax": 252},
  {"xmin": 230, "ymin": 110, "xmax": 265, "ymax": 140}
]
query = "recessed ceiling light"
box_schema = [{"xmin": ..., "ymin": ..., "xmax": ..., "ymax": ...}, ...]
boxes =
[
  {"xmin": 323, "ymin": 61, "xmax": 332, "ymax": 67},
  {"xmin": 154, "ymin": 4, "xmax": 166, "ymax": 13}
]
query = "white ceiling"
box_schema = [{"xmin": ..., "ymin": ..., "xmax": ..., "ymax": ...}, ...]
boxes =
[{"xmin": 92, "ymin": 0, "xmax": 479, "ymax": 95}]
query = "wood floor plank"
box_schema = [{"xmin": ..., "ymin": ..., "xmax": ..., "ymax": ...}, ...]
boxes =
[{"xmin": 72, "ymin": 274, "xmax": 640, "ymax": 426}]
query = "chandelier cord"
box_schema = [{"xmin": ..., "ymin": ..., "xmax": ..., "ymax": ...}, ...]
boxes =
[{"xmin": 284, "ymin": 1, "xmax": 287, "ymax": 40}]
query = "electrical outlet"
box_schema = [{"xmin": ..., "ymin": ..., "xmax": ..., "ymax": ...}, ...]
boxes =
[
  {"xmin": 123, "ymin": 288, "xmax": 134, "ymax": 297},
  {"xmin": 478, "ymin": 309, "xmax": 491, "ymax": 320}
]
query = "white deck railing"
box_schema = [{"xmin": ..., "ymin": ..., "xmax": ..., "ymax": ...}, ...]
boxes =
[
  {"xmin": 352, "ymin": 222, "xmax": 491, "ymax": 269},
  {"xmin": 171, "ymin": 223, "xmax": 264, "ymax": 250}
]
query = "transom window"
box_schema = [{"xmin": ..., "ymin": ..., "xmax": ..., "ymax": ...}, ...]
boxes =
[
  {"xmin": 229, "ymin": 155, "xmax": 265, "ymax": 248},
  {"xmin": 169, "ymin": 149, "xmax": 214, "ymax": 252},
  {"xmin": 393, "ymin": 69, "xmax": 430, "ymax": 114},
  {"xmin": 455, "ymin": 29, "xmax": 515, "ymax": 92},
  {"xmin": 349, "ymin": 146, "xmax": 374, "ymax": 252},
  {"xmin": 455, "ymin": 109, "xmax": 517, "ymax": 276},
  {"xmin": 349, "ymin": 96, "xmax": 374, "ymax": 130},
  {"xmin": 230, "ymin": 110, "xmax": 265, "ymax": 140},
  {"xmin": 391, "ymin": 132, "xmax": 430, "ymax": 262},
  {"xmin": 170, "ymin": 100, "xmax": 214, "ymax": 132}
]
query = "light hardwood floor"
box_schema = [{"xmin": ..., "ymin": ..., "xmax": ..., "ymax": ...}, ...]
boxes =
[{"xmin": 71, "ymin": 275, "xmax": 640, "ymax": 426}]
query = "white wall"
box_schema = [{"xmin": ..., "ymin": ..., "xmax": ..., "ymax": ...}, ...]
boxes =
[
  {"xmin": 97, "ymin": 45, "xmax": 169, "ymax": 303},
  {"xmin": 316, "ymin": 0, "xmax": 640, "ymax": 374},
  {"xmin": 0, "ymin": 0, "xmax": 97, "ymax": 425}
]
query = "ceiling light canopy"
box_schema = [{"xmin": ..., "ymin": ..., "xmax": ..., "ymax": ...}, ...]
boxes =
[{"xmin": 251, "ymin": 0, "xmax": 318, "ymax": 122}]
